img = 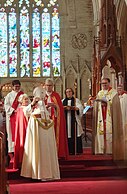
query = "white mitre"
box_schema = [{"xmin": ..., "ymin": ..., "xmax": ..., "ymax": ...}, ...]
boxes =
[{"xmin": 33, "ymin": 86, "xmax": 46, "ymax": 99}]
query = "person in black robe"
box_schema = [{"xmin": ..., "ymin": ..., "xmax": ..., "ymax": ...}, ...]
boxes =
[{"xmin": 62, "ymin": 88, "xmax": 83, "ymax": 155}]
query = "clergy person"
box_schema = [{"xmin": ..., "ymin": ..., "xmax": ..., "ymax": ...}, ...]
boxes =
[
  {"xmin": 62, "ymin": 88, "xmax": 83, "ymax": 155},
  {"xmin": 117, "ymin": 85, "xmax": 127, "ymax": 160},
  {"xmin": 44, "ymin": 78, "xmax": 68, "ymax": 159},
  {"xmin": 21, "ymin": 91, "xmax": 60, "ymax": 181},
  {"xmin": 4, "ymin": 80, "xmax": 24, "ymax": 153},
  {"xmin": 93, "ymin": 78, "xmax": 124, "ymax": 160},
  {"xmin": 13, "ymin": 94, "xmax": 31, "ymax": 169}
]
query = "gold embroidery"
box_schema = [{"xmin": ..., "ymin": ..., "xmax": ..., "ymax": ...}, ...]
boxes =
[
  {"xmin": 99, "ymin": 130, "xmax": 104, "ymax": 135},
  {"xmin": 32, "ymin": 115, "xmax": 54, "ymax": 130}
]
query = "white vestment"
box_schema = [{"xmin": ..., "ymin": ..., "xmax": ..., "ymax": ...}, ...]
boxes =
[
  {"xmin": 62, "ymin": 98, "xmax": 84, "ymax": 138},
  {"xmin": 21, "ymin": 101, "xmax": 60, "ymax": 180},
  {"xmin": 93, "ymin": 89, "xmax": 123, "ymax": 159},
  {"xmin": 4, "ymin": 90, "xmax": 21, "ymax": 152},
  {"xmin": 119, "ymin": 93, "xmax": 127, "ymax": 160}
]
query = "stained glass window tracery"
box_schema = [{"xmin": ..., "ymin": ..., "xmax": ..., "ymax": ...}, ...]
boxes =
[{"xmin": 0, "ymin": 0, "xmax": 60, "ymax": 77}]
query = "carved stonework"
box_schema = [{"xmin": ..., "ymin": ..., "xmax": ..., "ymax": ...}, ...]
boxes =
[
  {"xmin": 66, "ymin": 62, "xmax": 77, "ymax": 77},
  {"xmin": 67, "ymin": 0, "xmax": 76, "ymax": 28},
  {"xmin": 92, "ymin": 0, "xmax": 124, "ymax": 95},
  {"xmin": 64, "ymin": 56, "xmax": 91, "ymax": 99},
  {"xmin": 71, "ymin": 33, "xmax": 87, "ymax": 49}
]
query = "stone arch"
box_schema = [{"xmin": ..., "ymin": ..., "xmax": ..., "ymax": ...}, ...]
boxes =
[
  {"xmin": 80, "ymin": 62, "xmax": 91, "ymax": 102},
  {"xmin": 102, "ymin": 60, "xmax": 117, "ymax": 88},
  {"xmin": 65, "ymin": 64, "xmax": 77, "ymax": 91}
]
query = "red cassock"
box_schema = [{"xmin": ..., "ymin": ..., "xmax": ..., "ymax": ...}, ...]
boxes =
[
  {"xmin": 45, "ymin": 91, "xmax": 69, "ymax": 159},
  {"xmin": 10, "ymin": 91, "xmax": 24, "ymax": 141},
  {"xmin": 13, "ymin": 107, "xmax": 28, "ymax": 169}
]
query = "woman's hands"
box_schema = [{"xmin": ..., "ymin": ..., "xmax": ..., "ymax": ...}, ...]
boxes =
[{"xmin": 31, "ymin": 97, "xmax": 40, "ymax": 106}]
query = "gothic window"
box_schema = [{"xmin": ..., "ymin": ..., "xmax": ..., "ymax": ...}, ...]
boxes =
[{"xmin": 0, "ymin": 0, "xmax": 60, "ymax": 78}]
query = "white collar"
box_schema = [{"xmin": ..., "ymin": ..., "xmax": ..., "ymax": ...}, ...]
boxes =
[{"xmin": 46, "ymin": 91, "xmax": 52, "ymax": 96}]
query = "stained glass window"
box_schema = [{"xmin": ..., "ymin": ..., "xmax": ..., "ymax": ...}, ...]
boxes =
[{"xmin": 0, "ymin": 0, "xmax": 60, "ymax": 78}]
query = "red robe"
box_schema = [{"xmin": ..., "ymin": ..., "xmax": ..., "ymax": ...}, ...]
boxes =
[
  {"xmin": 45, "ymin": 91, "xmax": 69, "ymax": 159},
  {"xmin": 10, "ymin": 91, "xmax": 24, "ymax": 141},
  {"xmin": 13, "ymin": 107, "xmax": 28, "ymax": 169}
]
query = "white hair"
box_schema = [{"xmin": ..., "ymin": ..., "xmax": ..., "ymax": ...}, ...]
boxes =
[
  {"xmin": 18, "ymin": 94, "xmax": 29, "ymax": 103},
  {"xmin": 45, "ymin": 78, "xmax": 54, "ymax": 85},
  {"xmin": 33, "ymin": 86, "xmax": 46, "ymax": 99}
]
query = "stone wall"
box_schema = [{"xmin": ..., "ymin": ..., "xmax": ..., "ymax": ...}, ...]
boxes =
[{"xmin": 0, "ymin": 0, "xmax": 94, "ymax": 102}]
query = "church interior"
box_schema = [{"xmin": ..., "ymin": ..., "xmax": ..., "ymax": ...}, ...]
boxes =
[{"xmin": 0, "ymin": 0, "xmax": 127, "ymax": 194}]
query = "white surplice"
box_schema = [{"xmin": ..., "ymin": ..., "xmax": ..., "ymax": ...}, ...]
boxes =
[
  {"xmin": 94, "ymin": 88, "xmax": 124, "ymax": 160},
  {"xmin": 62, "ymin": 98, "xmax": 84, "ymax": 138},
  {"xmin": 21, "ymin": 101, "xmax": 60, "ymax": 180},
  {"xmin": 4, "ymin": 90, "xmax": 20, "ymax": 152},
  {"xmin": 119, "ymin": 93, "xmax": 127, "ymax": 160}
]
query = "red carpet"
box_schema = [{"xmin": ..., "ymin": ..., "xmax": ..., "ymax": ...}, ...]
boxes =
[
  {"xmin": 8, "ymin": 148, "xmax": 127, "ymax": 193},
  {"xmin": 9, "ymin": 177, "xmax": 127, "ymax": 194}
]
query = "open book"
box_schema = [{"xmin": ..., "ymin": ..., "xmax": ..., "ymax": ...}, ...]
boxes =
[{"xmin": 95, "ymin": 97, "xmax": 107, "ymax": 104}]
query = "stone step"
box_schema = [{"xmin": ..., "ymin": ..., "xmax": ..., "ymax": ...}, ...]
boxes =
[{"xmin": 6, "ymin": 149, "xmax": 127, "ymax": 179}]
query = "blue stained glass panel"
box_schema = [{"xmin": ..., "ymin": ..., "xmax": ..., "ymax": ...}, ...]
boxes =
[
  {"xmin": 32, "ymin": 11, "xmax": 41, "ymax": 77},
  {"xmin": 0, "ymin": 12, "xmax": 7, "ymax": 77},
  {"xmin": 0, "ymin": 1, "xmax": 60, "ymax": 78},
  {"xmin": 9, "ymin": 12, "xmax": 17, "ymax": 77},
  {"xmin": 42, "ymin": 12, "xmax": 50, "ymax": 77},
  {"xmin": 52, "ymin": 8, "xmax": 60, "ymax": 76},
  {"xmin": 20, "ymin": 8, "xmax": 30, "ymax": 77}
]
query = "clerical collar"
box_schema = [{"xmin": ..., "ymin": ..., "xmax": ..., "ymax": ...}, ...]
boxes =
[
  {"xmin": 46, "ymin": 91, "xmax": 52, "ymax": 96},
  {"xmin": 66, "ymin": 96, "xmax": 74, "ymax": 100}
]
